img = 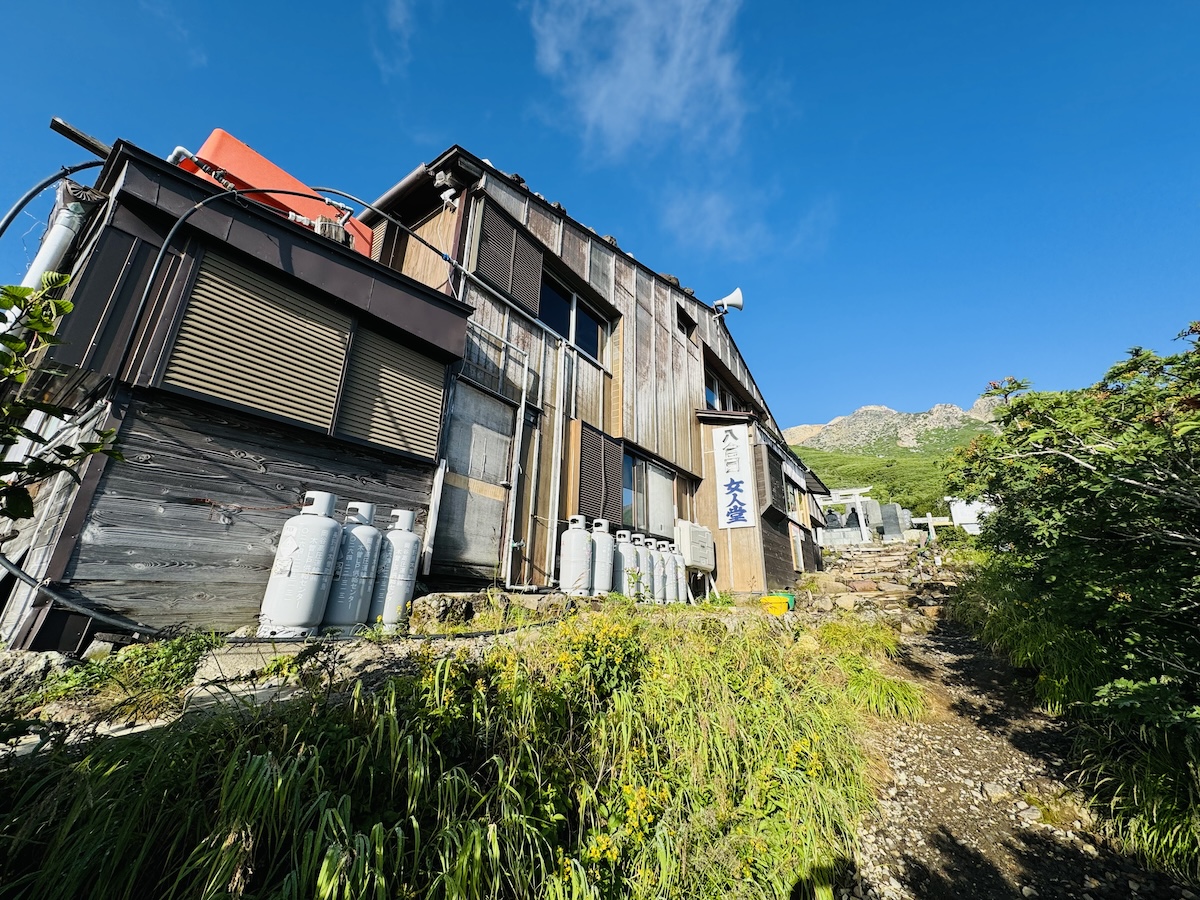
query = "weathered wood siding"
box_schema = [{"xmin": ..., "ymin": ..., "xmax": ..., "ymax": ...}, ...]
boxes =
[
  {"xmin": 478, "ymin": 176, "xmax": 766, "ymax": 471},
  {"xmin": 62, "ymin": 391, "xmax": 434, "ymax": 632},
  {"xmin": 0, "ymin": 404, "xmax": 112, "ymax": 642},
  {"xmin": 401, "ymin": 206, "xmax": 458, "ymax": 291},
  {"xmin": 693, "ymin": 421, "xmax": 766, "ymax": 593}
]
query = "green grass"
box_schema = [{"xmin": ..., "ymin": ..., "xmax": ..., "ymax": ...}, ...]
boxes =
[
  {"xmin": 0, "ymin": 609, "xmax": 922, "ymax": 899},
  {"xmin": 27, "ymin": 630, "xmax": 224, "ymax": 719},
  {"xmin": 794, "ymin": 423, "xmax": 992, "ymax": 516}
]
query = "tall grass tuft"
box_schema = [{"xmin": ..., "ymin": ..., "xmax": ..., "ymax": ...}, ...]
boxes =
[{"xmin": 0, "ymin": 609, "xmax": 921, "ymax": 899}]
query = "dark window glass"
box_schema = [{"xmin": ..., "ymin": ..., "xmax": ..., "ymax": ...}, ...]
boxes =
[
  {"xmin": 576, "ymin": 303, "xmax": 603, "ymax": 359},
  {"xmin": 622, "ymin": 452, "xmax": 635, "ymax": 527},
  {"xmin": 704, "ymin": 372, "xmax": 719, "ymax": 410},
  {"xmin": 539, "ymin": 278, "xmax": 572, "ymax": 338}
]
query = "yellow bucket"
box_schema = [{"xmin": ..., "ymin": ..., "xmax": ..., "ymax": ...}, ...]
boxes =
[{"xmin": 760, "ymin": 593, "xmax": 794, "ymax": 616}]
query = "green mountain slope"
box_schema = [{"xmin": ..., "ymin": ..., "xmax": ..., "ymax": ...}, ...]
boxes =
[{"xmin": 791, "ymin": 419, "xmax": 995, "ymax": 515}]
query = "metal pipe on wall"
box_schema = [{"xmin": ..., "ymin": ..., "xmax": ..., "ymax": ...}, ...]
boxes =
[
  {"xmin": 545, "ymin": 337, "xmax": 568, "ymax": 584},
  {"xmin": 502, "ymin": 347, "xmax": 530, "ymax": 589}
]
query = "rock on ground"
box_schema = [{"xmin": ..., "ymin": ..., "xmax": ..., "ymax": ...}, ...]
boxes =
[{"xmin": 0, "ymin": 650, "xmax": 77, "ymax": 710}]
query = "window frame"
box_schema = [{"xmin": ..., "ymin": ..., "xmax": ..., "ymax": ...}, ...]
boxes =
[
  {"xmin": 622, "ymin": 450, "xmax": 676, "ymax": 538},
  {"xmin": 539, "ymin": 271, "xmax": 608, "ymax": 365}
]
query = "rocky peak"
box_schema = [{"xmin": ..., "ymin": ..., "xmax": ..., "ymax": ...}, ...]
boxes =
[{"xmin": 785, "ymin": 400, "xmax": 999, "ymax": 452}]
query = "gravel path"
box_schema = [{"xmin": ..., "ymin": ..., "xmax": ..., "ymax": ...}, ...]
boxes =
[{"xmin": 847, "ymin": 623, "xmax": 1197, "ymax": 900}]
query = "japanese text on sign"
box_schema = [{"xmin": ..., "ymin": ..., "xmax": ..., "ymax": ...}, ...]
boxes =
[{"xmin": 713, "ymin": 424, "xmax": 755, "ymax": 529}]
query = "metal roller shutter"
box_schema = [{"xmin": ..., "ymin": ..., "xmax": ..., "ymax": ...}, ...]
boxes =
[
  {"xmin": 163, "ymin": 254, "xmax": 350, "ymax": 429},
  {"xmin": 336, "ymin": 329, "xmax": 446, "ymax": 459}
]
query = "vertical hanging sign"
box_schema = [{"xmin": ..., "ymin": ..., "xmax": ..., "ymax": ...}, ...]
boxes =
[{"xmin": 714, "ymin": 424, "xmax": 756, "ymax": 529}]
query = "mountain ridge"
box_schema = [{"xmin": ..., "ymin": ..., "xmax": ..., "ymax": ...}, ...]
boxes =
[{"xmin": 785, "ymin": 398, "xmax": 1000, "ymax": 453}]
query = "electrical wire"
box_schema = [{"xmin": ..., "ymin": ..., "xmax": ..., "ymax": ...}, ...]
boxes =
[{"xmin": 0, "ymin": 160, "xmax": 104, "ymax": 245}]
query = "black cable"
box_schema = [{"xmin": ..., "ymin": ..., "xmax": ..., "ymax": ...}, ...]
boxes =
[
  {"xmin": 224, "ymin": 612, "xmax": 567, "ymax": 645},
  {"xmin": 0, "ymin": 550, "xmax": 162, "ymax": 638},
  {"xmin": 0, "ymin": 161, "xmax": 104, "ymax": 244}
]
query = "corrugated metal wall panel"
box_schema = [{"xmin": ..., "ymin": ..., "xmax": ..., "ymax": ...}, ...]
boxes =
[
  {"xmin": 336, "ymin": 329, "xmax": 445, "ymax": 459},
  {"xmin": 163, "ymin": 254, "xmax": 349, "ymax": 429}
]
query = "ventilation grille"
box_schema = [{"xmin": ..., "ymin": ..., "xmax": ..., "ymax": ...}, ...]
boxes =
[
  {"xmin": 336, "ymin": 329, "xmax": 445, "ymax": 459},
  {"xmin": 578, "ymin": 422, "xmax": 622, "ymax": 522},
  {"xmin": 164, "ymin": 254, "xmax": 350, "ymax": 428}
]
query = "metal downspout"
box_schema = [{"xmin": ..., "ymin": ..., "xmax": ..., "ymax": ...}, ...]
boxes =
[
  {"xmin": 545, "ymin": 337, "xmax": 568, "ymax": 585},
  {"xmin": 502, "ymin": 348, "xmax": 530, "ymax": 590}
]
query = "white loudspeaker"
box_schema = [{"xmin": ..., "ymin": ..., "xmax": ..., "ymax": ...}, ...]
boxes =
[{"xmin": 714, "ymin": 287, "xmax": 744, "ymax": 314}]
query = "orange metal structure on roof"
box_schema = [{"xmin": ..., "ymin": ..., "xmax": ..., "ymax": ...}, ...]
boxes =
[{"xmin": 178, "ymin": 129, "xmax": 373, "ymax": 256}]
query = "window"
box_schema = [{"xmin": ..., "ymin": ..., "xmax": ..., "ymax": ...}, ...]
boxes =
[
  {"xmin": 704, "ymin": 371, "xmax": 719, "ymax": 411},
  {"xmin": 540, "ymin": 273, "xmax": 607, "ymax": 362},
  {"xmin": 622, "ymin": 452, "xmax": 676, "ymax": 536},
  {"xmin": 676, "ymin": 306, "xmax": 697, "ymax": 342},
  {"xmin": 539, "ymin": 278, "xmax": 572, "ymax": 339},
  {"xmin": 704, "ymin": 369, "xmax": 747, "ymax": 412}
]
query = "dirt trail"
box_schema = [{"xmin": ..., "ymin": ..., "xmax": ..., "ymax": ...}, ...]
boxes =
[{"xmin": 811, "ymin": 543, "xmax": 1196, "ymax": 899}]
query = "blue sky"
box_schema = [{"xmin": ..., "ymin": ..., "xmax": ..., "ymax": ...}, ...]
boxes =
[{"xmin": 3, "ymin": 1, "xmax": 1198, "ymax": 426}]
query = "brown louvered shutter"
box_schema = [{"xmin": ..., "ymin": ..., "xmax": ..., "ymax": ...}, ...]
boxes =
[
  {"xmin": 370, "ymin": 223, "xmax": 387, "ymax": 262},
  {"xmin": 578, "ymin": 422, "xmax": 623, "ymax": 522},
  {"xmin": 163, "ymin": 253, "xmax": 350, "ymax": 428},
  {"xmin": 757, "ymin": 445, "xmax": 788, "ymax": 523},
  {"xmin": 473, "ymin": 200, "xmax": 542, "ymax": 316},
  {"xmin": 335, "ymin": 328, "xmax": 445, "ymax": 460}
]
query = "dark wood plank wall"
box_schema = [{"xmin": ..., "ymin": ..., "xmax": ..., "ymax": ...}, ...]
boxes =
[
  {"xmin": 64, "ymin": 391, "xmax": 434, "ymax": 632},
  {"xmin": 0, "ymin": 408, "xmax": 111, "ymax": 640},
  {"xmin": 761, "ymin": 515, "xmax": 799, "ymax": 591}
]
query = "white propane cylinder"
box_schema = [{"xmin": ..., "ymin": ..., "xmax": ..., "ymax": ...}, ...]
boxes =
[
  {"xmin": 590, "ymin": 519, "xmax": 615, "ymax": 594},
  {"xmin": 321, "ymin": 502, "xmax": 383, "ymax": 633},
  {"xmin": 368, "ymin": 509, "xmax": 422, "ymax": 629},
  {"xmin": 659, "ymin": 540, "xmax": 678, "ymax": 603},
  {"xmin": 559, "ymin": 515, "xmax": 594, "ymax": 596},
  {"xmin": 613, "ymin": 530, "xmax": 635, "ymax": 597},
  {"xmin": 672, "ymin": 543, "xmax": 689, "ymax": 603},
  {"xmin": 632, "ymin": 533, "xmax": 653, "ymax": 601},
  {"xmin": 650, "ymin": 541, "xmax": 668, "ymax": 604},
  {"xmin": 257, "ymin": 491, "xmax": 342, "ymax": 637}
]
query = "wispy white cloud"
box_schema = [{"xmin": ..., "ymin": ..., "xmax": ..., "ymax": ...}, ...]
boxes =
[
  {"xmin": 529, "ymin": 0, "xmax": 745, "ymax": 158},
  {"xmin": 788, "ymin": 194, "xmax": 839, "ymax": 260},
  {"xmin": 368, "ymin": 0, "xmax": 417, "ymax": 80},
  {"xmin": 662, "ymin": 189, "xmax": 839, "ymax": 262},
  {"xmin": 139, "ymin": 0, "xmax": 207, "ymax": 67}
]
